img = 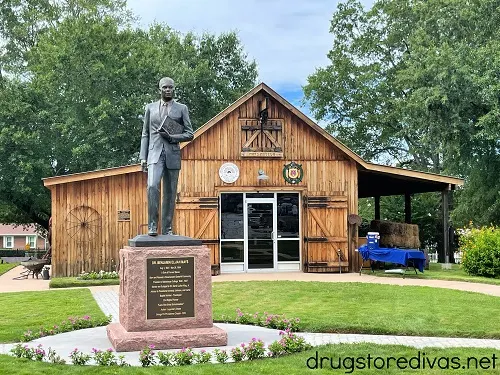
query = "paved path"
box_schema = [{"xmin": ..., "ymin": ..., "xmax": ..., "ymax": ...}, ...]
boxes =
[
  {"xmin": 0, "ymin": 265, "xmax": 51, "ymax": 292},
  {"xmin": 3, "ymin": 324, "xmax": 500, "ymax": 367},
  {"xmin": 212, "ymin": 272, "xmax": 500, "ymax": 297},
  {"xmin": 1, "ymin": 274, "xmax": 500, "ymax": 366},
  {"xmin": 90, "ymin": 289, "xmax": 500, "ymax": 350},
  {"xmin": 2, "ymin": 266, "xmax": 500, "ymax": 298}
]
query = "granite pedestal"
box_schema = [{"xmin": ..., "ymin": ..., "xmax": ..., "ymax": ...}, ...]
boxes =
[{"xmin": 107, "ymin": 235, "xmax": 227, "ymax": 351}]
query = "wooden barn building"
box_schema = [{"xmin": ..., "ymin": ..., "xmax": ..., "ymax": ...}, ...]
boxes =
[{"xmin": 43, "ymin": 83, "xmax": 463, "ymax": 277}]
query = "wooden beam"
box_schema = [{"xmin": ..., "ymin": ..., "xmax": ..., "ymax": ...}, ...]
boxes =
[
  {"xmin": 374, "ymin": 196, "xmax": 380, "ymax": 220},
  {"xmin": 43, "ymin": 164, "xmax": 141, "ymax": 186},
  {"xmin": 242, "ymin": 129, "xmax": 261, "ymax": 148},
  {"xmin": 405, "ymin": 193, "xmax": 412, "ymax": 224},
  {"xmin": 442, "ymin": 190, "xmax": 450, "ymax": 263}
]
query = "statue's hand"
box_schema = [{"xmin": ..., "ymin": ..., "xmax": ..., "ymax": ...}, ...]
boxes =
[
  {"xmin": 140, "ymin": 160, "xmax": 147, "ymax": 172},
  {"xmin": 159, "ymin": 129, "xmax": 173, "ymax": 143}
]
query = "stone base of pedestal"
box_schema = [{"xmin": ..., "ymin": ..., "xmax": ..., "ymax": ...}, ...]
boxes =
[{"xmin": 107, "ymin": 323, "xmax": 227, "ymax": 352}]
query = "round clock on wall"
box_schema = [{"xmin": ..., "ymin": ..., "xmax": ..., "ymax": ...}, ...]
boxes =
[{"xmin": 219, "ymin": 163, "xmax": 239, "ymax": 183}]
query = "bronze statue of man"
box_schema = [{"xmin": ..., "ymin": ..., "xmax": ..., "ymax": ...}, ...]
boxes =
[{"xmin": 140, "ymin": 77, "xmax": 194, "ymax": 236}]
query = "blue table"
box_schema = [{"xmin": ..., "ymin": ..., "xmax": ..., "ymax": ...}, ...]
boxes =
[{"xmin": 358, "ymin": 245, "xmax": 426, "ymax": 275}]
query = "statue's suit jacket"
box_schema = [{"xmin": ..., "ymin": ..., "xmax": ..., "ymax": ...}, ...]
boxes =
[{"xmin": 140, "ymin": 100, "xmax": 194, "ymax": 169}]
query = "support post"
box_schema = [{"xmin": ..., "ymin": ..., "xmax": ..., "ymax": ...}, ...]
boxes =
[
  {"xmin": 405, "ymin": 193, "xmax": 412, "ymax": 224},
  {"xmin": 442, "ymin": 188, "xmax": 450, "ymax": 264},
  {"xmin": 374, "ymin": 196, "xmax": 381, "ymax": 220}
]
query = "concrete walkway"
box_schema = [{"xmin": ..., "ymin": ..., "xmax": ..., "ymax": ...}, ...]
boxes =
[
  {"xmin": 90, "ymin": 288, "xmax": 500, "ymax": 352},
  {"xmin": 2, "ymin": 266, "xmax": 500, "ymax": 297},
  {"xmin": 2, "ymin": 269, "xmax": 500, "ymax": 366},
  {"xmin": 2, "ymin": 297, "xmax": 500, "ymax": 367},
  {"xmin": 3, "ymin": 323, "xmax": 500, "ymax": 367},
  {"xmin": 0, "ymin": 265, "xmax": 51, "ymax": 292},
  {"xmin": 213, "ymin": 272, "xmax": 500, "ymax": 297}
]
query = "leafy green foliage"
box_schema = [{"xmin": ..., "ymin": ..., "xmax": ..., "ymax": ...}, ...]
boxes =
[
  {"xmin": 460, "ymin": 225, "xmax": 500, "ymax": 278},
  {"xmin": 21, "ymin": 314, "xmax": 112, "ymax": 342},
  {"xmin": 304, "ymin": 0, "xmax": 500, "ymax": 228},
  {"xmin": 0, "ymin": 1, "xmax": 257, "ymax": 228}
]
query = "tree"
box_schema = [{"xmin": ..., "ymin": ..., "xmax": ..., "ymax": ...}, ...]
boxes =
[
  {"xmin": 304, "ymin": 0, "xmax": 500, "ymax": 227},
  {"xmin": 0, "ymin": 79, "xmax": 52, "ymax": 228},
  {"xmin": 0, "ymin": 3, "xmax": 257, "ymax": 229},
  {"xmin": 0, "ymin": 0, "xmax": 132, "ymax": 75}
]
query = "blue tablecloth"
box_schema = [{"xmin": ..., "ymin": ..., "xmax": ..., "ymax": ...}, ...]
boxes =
[{"xmin": 358, "ymin": 245, "xmax": 426, "ymax": 272}]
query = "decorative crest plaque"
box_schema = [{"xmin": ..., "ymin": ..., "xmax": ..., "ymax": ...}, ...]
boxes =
[{"xmin": 283, "ymin": 161, "xmax": 304, "ymax": 184}]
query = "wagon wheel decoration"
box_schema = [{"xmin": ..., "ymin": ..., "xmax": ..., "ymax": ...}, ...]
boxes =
[{"xmin": 65, "ymin": 206, "xmax": 101, "ymax": 243}]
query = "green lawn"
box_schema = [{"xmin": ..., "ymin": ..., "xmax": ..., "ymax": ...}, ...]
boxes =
[
  {"xmin": 212, "ymin": 281, "xmax": 500, "ymax": 339},
  {"xmin": 2, "ymin": 344, "xmax": 500, "ymax": 374},
  {"xmin": 2, "ymin": 281, "xmax": 500, "ymax": 345},
  {"xmin": 49, "ymin": 277, "xmax": 120, "ymax": 288},
  {"xmin": 0, "ymin": 289, "xmax": 107, "ymax": 343},
  {"xmin": 0, "ymin": 263, "xmax": 18, "ymax": 276},
  {"xmin": 362, "ymin": 263, "xmax": 500, "ymax": 285}
]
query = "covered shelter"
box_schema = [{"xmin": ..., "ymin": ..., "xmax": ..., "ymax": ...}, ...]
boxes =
[{"xmin": 43, "ymin": 83, "xmax": 463, "ymax": 276}]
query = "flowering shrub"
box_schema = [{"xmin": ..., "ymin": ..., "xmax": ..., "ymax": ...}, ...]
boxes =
[
  {"xmin": 157, "ymin": 351, "xmax": 174, "ymax": 366},
  {"xmin": 70, "ymin": 348, "xmax": 91, "ymax": 365},
  {"xmin": 459, "ymin": 224, "xmax": 500, "ymax": 278},
  {"xmin": 235, "ymin": 308, "xmax": 256, "ymax": 325},
  {"xmin": 92, "ymin": 348, "xmax": 119, "ymax": 366},
  {"xmin": 9, "ymin": 336, "xmax": 314, "ymax": 367},
  {"xmin": 10, "ymin": 344, "xmax": 34, "ymax": 359},
  {"xmin": 195, "ymin": 349, "xmax": 212, "ymax": 364},
  {"xmin": 21, "ymin": 315, "xmax": 112, "ymax": 342},
  {"xmin": 267, "ymin": 340, "xmax": 287, "ymax": 357},
  {"xmin": 224, "ymin": 309, "xmax": 301, "ymax": 332},
  {"xmin": 244, "ymin": 338, "xmax": 265, "ymax": 360},
  {"xmin": 48, "ymin": 347, "xmax": 66, "ymax": 364},
  {"xmin": 33, "ymin": 344, "xmax": 45, "ymax": 361},
  {"xmin": 174, "ymin": 347, "xmax": 195, "ymax": 366},
  {"xmin": 139, "ymin": 345, "xmax": 156, "ymax": 367},
  {"xmin": 230, "ymin": 344, "xmax": 246, "ymax": 362},
  {"xmin": 213, "ymin": 348, "xmax": 229, "ymax": 364},
  {"xmin": 78, "ymin": 270, "xmax": 119, "ymax": 280},
  {"xmin": 261, "ymin": 312, "xmax": 300, "ymax": 331},
  {"xmin": 268, "ymin": 329, "xmax": 312, "ymax": 357}
]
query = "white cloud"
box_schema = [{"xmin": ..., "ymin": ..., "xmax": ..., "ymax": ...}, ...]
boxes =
[{"xmin": 127, "ymin": 0, "xmax": 375, "ymax": 91}]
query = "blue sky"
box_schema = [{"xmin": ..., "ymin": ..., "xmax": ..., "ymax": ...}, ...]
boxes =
[{"xmin": 127, "ymin": 0, "xmax": 375, "ymax": 122}]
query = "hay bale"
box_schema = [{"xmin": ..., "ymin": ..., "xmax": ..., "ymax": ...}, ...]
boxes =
[
  {"xmin": 379, "ymin": 221, "xmax": 393, "ymax": 234},
  {"xmin": 382, "ymin": 234, "xmax": 399, "ymax": 248},
  {"xmin": 371, "ymin": 220, "xmax": 421, "ymax": 249},
  {"xmin": 370, "ymin": 220, "xmax": 381, "ymax": 232},
  {"xmin": 413, "ymin": 236, "xmax": 421, "ymax": 249},
  {"xmin": 401, "ymin": 224, "xmax": 412, "ymax": 237},
  {"xmin": 406, "ymin": 237, "xmax": 415, "ymax": 249}
]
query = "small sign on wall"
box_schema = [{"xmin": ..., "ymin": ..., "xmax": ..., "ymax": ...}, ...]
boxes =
[{"xmin": 118, "ymin": 210, "xmax": 131, "ymax": 222}]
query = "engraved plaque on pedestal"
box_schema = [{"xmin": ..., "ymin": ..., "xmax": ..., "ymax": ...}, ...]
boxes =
[{"xmin": 146, "ymin": 257, "xmax": 195, "ymax": 320}]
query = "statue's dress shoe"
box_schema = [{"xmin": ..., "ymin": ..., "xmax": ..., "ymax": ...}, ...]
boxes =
[{"xmin": 148, "ymin": 223, "xmax": 158, "ymax": 236}]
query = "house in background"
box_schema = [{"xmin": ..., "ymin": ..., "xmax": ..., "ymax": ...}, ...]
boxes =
[{"xmin": 0, "ymin": 224, "xmax": 46, "ymax": 250}]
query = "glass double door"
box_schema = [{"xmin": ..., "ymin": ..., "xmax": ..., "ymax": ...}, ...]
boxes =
[
  {"xmin": 246, "ymin": 199, "xmax": 276, "ymax": 270},
  {"xmin": 220, "ymin": 192, "xmax": 301, "ymax": 273}
]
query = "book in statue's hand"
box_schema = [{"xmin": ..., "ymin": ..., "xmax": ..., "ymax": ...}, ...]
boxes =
[{"xmin": 159, "ymin": 116, "xmax": 184, "ymax": 135}]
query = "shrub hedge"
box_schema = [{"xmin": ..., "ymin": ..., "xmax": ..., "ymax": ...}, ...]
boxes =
[{"xmin": 460, "ymin": 225, "xmax": 500, "ymax": 278}]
